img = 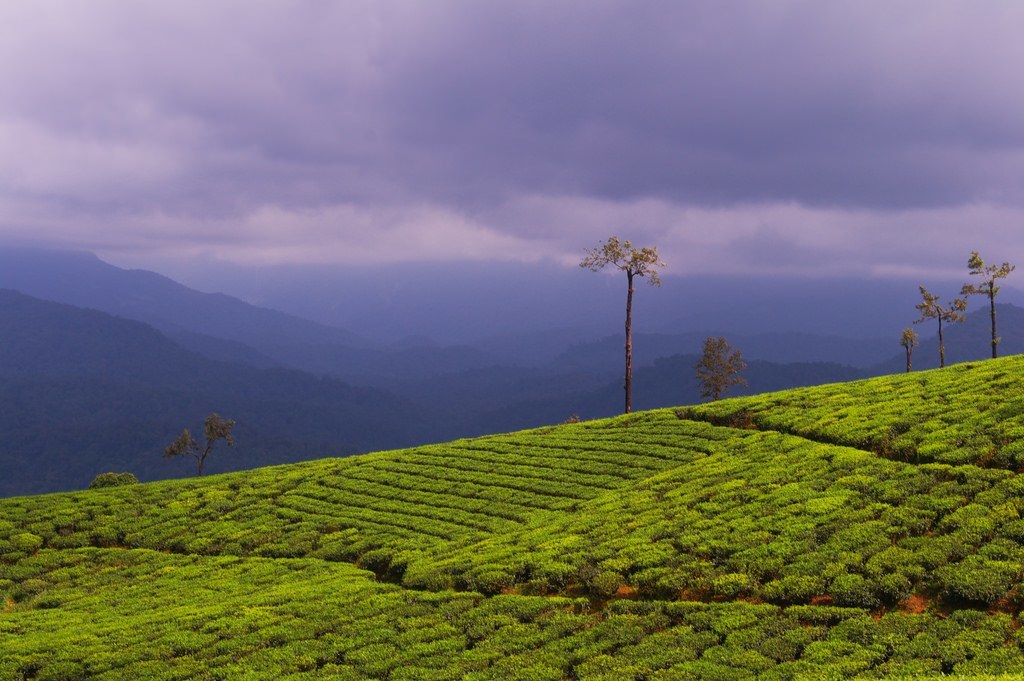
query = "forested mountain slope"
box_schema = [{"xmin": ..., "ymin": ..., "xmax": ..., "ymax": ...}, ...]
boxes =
[
  {"xmin": 5, "ymin": 357, "xmax": 1024, "ymax": 677},
  {"xmin": 0, "ymin": 290, "xmax": 434, "ymax": 496}
]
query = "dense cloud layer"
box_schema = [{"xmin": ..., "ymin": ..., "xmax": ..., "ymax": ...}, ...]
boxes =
[{"xmin": 1, "ymin": 1, "xmax": 1023, "ymax": 275}]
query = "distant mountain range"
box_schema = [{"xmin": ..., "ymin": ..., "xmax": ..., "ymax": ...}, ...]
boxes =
[
  {"xmin": 0, "ymin": 248, "xmax": 503, "ymax": 383},
  {"xmin": 0, "ymin": 248, "xmax": 363, "ymax": 353},
  {"xmin": 0, "ymin": 289, "xmax": 435, "ymax": 496},
  {"xmin": 4, "ymin": 247, "xmax": 1021, "ymax": 496}
]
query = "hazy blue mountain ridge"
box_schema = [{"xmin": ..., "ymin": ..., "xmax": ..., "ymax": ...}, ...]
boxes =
[
  {"xmin": 163, "ymin": 258, "xmax": 1022, "ymax": 343},
  {"xmin": 6, "ymin": 248, "xmax": 1014, "ymax": 497},
  {"xmin": 0, "ymin": 248, "xmax": 365, "ymax": 349},
  {"xmin": 0, "ymin": 289, "xmax": 436, "ymax": 496},
  {"xmin": 554, "ymin": 331, "xmax": 894, "ymax": 373},
  {"xmin": 0, "ymin": 248, "xmax": 504, "ymax": 383}
]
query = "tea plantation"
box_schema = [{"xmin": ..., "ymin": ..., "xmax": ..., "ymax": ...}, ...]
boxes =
[{"xmin": 6, "ymin": 357, "xmax": 1024, "ymax": 678}]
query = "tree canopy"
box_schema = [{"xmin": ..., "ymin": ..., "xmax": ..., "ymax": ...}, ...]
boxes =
[
  {"xmin": 579, "ymin": 235, "xmax": 664, "ymax": 286},
  {"xmin": 164, "ymin": 412, "xmax": 236, "ymax": 477},
  {"xmin": 695, "ymin": 336, "xmax": 747, "ymax": 401}
]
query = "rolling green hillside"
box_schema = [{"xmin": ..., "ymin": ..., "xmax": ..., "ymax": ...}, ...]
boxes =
[{"xmin": 5, "ymin": 358, "xmax": 1024, "ymax": 678}]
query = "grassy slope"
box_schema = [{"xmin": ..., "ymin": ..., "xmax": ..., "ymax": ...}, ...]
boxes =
[
  {"xmin": 680, "ymin": 359, "xmax": 1024, "ymax": 468},
  {"xmin": 5, "ymin": 357, "xmax": 1024, "ymax": 678}
]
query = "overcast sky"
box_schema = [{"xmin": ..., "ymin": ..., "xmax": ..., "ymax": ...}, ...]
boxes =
[{"xmin": 2, "ymin": 1, "xmax": 1023, "ymax": 278}]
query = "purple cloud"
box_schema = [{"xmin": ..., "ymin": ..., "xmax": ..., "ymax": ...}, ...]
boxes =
[{"xmin": 1, "ymin": 1, "xmax": 1023, "ymax": 275}]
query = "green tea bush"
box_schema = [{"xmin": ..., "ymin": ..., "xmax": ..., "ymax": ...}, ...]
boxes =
[
  {"xmin": 469, "ymin": 569, "xmax": 516, "ymax": 595},
  {"xmin": 757, "ymin": 636, "xmax": 800, "ymax": 663},
  {"xmin": 936, "ymin": 557, "xmax": 1019, "ymax": 604},
  {"xmin": 760, "ymin": 576, "xmax": 826, "ymax": 604},
  {"xmin": 574, "ymin": 653, "xmax": 641, "ymax": 681},
  {"xmin": 877, "ymin": 572, "xmax": 914, "ymax": 602},
  {"xmin": 711, "ymin": 573, "xmax": 751, "ymax": 599},
  {"xmin": 31, "ymin": 658, "xmax": 86, "ymax": 681},
  {"xmin": 829, "ymin": 574, "xmax": 881, "ymax": 609},
  {"xmin": 590, "ymin": 571, "xmax": 625, "ymax": 598},
  {"xmin": 953, "ymin": 646, "xmax": 1024, "ymax": 676},
  {"xmin": 666, "ymin": 659, "xmax": 756, "ymax": 680},
  {"xmin": 9, "ymin": 533, "xmax": 42, "ymax": 554},
  {"xmin": 88, "ymin": 472, "xmax": 139, "ymax": 489}
]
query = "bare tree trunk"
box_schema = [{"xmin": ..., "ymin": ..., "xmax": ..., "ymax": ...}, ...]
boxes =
[
  {"xmin": 906, "ymin": 347, "xmax": 912, "ymax": 373},
  {"xmin": 938, "ymin": 317, "xmax": 945, "ymax": 368},
  {"xmin": 990, "ymin": 288, "xmax": 998, "ymax": 359},
  {"xmin": 624, "ymin": 271, "xmax": 634, "ymax": 414},
  {"xmin": 197, "ymin": 445, "xmax": 211, "ymax": 476}
]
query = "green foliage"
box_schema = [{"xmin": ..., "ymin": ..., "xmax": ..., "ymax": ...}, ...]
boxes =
[
  {"xmin": 695, "ymin": 336, "xmax": 747, "ymax": 401},
  {"xmin": 4, "ymin": 357, "xmax": 1024, "ymax": 674},
  {"xmin": 579, "ymin": 236, "xmax": 665, "ymax": 287},
  {"xmin": 88, "ymin": 472, "xmax": 139, "ymax": 489},
  {"xmin": 9, "ymin": 533, "xmax": 42, "ymax": 553},
  {"xmin": 685, "ymin": 355, "xmax": 1024, "ymax": 469}
]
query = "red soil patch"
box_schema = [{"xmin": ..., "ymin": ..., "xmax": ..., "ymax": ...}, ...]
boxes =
[
  {"xmin": 615, "ymin": 585, "xmax": 637, "ymax": 599},
  {"xmin": 899, "ymin": 593, "xmax": 930, "ymax": 614},
  {"xmin": 678, "ymin": 588, "xmax": 708, "ymax": 602},
  {"xmin": 809, "ymin": 595, "xmax": 834, "ymax": 606},
  {"xmin": 987, "ymin": 597, "xmax": 1016, "ymax": 616}
]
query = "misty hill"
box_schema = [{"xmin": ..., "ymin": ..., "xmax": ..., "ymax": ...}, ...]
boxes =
[
  {"xmin": 174, "ymin": 258, "xmax": 1024, "ymax": 344},
  {"xmin": 0, "ymin": 247, "xmax": 502, "ymax": 382},
  {"xmin": 0, "ymin": 289, "xmax": 434, "ymax": 496},
  {"xmin": 0, "ymin": 247, "xmax": 363, "ymax": 352},
  {"xmin": 0, "ymin": 247, "xmax": 941, "ymax": 381}
]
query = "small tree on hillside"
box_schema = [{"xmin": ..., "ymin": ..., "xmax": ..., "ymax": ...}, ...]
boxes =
[
  {"xmin": 899, "ymin": 327, "xmax": 919, "ymax": 373},
  {"xmin": 695, "ymin": 336, "xmax": 747, "ymax": 401},
  {"xmin": 164, "ymin": 412, "xmax": 236, "ymax": 477},
  {"xmin": 961, "ymin": 251, "xmax": 1015, "ymax": 359},
  {"xmin": 914, "ymin": 286, "xmax": 966, "ymax": 368},
  {"xmin": 580, "ymin": 236, "xmax": 665, "ymax": 414}
]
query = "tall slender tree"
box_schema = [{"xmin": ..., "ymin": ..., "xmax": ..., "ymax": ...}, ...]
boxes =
[
  {"xmin": 960, "ymin": 251, "xmax": 1015, "ymax": 359},
  {"xmin": 914, "ymin": 286, "xmax": 967, "ymax": 368},
  {"xmin": 580, "ymin": 236, "xmax": 664, "ymax": 414},
  {"xmin": 899, "ymin": 327, "xmax": 919, "ymax": 373},
  {"xmin": 695, "ymin": 336, "xmax": 747, "ymax": 401}
]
